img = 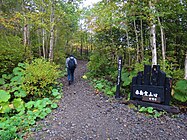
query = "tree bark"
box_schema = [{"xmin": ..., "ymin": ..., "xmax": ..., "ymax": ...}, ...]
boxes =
[
  {"xmin": 149, "ymin": 1, "xmax": 157, "ymax": 65},
  {"xmin": 125, "ymin": 27, "xmax": 130, "ymax": 66},
  {"xmin": 49, "ymin": 1, "xmax": 55, "ymax": 62},
  {"xmin": 158, "ymin": 17, "xmax": 166, "ymax": 70},
  {"xmin": 42, "ymin": 0, "xmax": 46, "ymax": 59},
  {"xmin": 185, "ymin": 51, "xmax": 187, "ymax": 80},
  {"xmin": 23, "ymin": 24, "xmax": 28, "ymax": 47},
  {"xmin": 134, "ymin": 19, "xmax": 139, "ymax": 63},
  {"xmin": 140, "ymin": 19, "xmax": 144, "ymax": 61}
]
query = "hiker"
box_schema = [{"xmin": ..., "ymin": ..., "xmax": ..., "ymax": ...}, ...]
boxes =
[{"xmin": 66, "ymin": 55, "xmax": 77, "ymax": 85}]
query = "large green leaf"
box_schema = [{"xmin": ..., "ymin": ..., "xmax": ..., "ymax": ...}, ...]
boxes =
[
  {"xmin": 12, "ymin": 98, "xmax": 25, "ymax": 112},
  {"xmin": 0, "ymin": 78, "xmax": 5, "ymax": 85},
  {"xmin": 10, "ymin": 76, "xmax": 23, "ymax": 84},
  {"xmin": 174, "ymin": 91, "xmax": 187, "ymax": 102},
  {"xmin": 121, "ymin": 72, "xmax": 132, "ymax": 87},
  {"xmin": 0, "ymin": 90, "xmax": 10, "ymax": 103},
  {"xmin": 175, "ymin": 80, "xmax": 187, "ymax": 94},
  {"xmin": 0, "ymin": 102, "xmax": 11, "ymax": 113},
  {"xmin": 25, "ymin": 101, "xmax": 35, "ymax": 109},
  {"xmin": 14, "ymin": 89, "xmax": 27, "ymax": 98},
  {"xmin": 13, "ymin": 67, "xmax": 23, "ymax": 76},
  {"xmin": 51, "ymin": 103, "xmax": 58, "ymax": 109}
]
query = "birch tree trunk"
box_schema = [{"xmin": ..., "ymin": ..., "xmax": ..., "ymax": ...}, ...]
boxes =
[
  {"xmin": 22, "ymin": 1, "xmax": 28, "ymax": 47},
  {"xmin": 22, "ymin": 2, "xmax": 30, "ymax": 58},
  {"xmin": 134, "ymin": 19, "xmax": 139, "ymax": 62},
  {"xmin": 149, "ymin": 1, "xmax": 157, "ymax": 65},
  {"xmin": 158, "ymin": 17, "xmax": 166, "ymax": 70},
  {"xmin": 37, "ymin": 30, "xmax": 41, "ymax": 57},
  {"xmin": 185, "ymin": 51, "xmax": 187, "ymax": 80},
  {"xmin": 140, "ymin": 19, "xmax": 144, "ymax": 61},
  {"xmin": 125, "ymin": 27, "xmax": 130, "ymax": 66},
  {"xmin": 23, "ymin": 23, "xmax": 28, "ymax": 47},
  {"xmin": 42, "ymin": 0, "xmax": 46, "ymax": 59},
  {"xmin": 49, "ymin": 1, "xmax": 55, "ymax": 62},
  {"xmin": 42, "ymin": 27, "xmax": 46, "ymax": 58}
]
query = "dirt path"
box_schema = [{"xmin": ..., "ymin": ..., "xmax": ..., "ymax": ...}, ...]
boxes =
[{"xmin": 29, "ymin": 60, "xmax": 187, "ymax": 140}]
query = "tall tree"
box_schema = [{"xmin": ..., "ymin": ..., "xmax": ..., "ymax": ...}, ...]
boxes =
[
  {"xmin": 49, "ymin": 1, "xmax": 55, "ymax": 62},
  {"xmin": 149, "ymin": 1, "xmax": 157, "ymax": 65},
  {"xmin": 185, "ymin": 51, "xmax": 187, "ymax": 80}
]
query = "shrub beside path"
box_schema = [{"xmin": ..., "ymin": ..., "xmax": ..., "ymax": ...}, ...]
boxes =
[{"xmin": 29, "ymin": 60, "xmax": 187, "ymax": 140}]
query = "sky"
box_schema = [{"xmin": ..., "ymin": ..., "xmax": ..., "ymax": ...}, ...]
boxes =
[{"xmin": 82, "ymin": 0, "xmax": 102, "ymax": 7}]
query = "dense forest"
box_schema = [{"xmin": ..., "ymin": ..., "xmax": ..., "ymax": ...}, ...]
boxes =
[{"xmin": 0, "ymin": 0, "xmax": 187, "ymax": 139}]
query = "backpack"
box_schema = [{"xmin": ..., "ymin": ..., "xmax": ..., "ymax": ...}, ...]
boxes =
[{"xmin": 68, "ymin": 58, "xmax": 76, "ymax": 70}]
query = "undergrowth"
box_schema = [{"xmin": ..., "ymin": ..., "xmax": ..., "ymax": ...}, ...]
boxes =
[{"xmin": 0, "ymin": 58, "xmax": 62, "ymax": 140}]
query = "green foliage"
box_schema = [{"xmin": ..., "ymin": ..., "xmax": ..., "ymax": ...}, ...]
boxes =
[
  {"xmin": 160, "ymin": 60, "xmax": 184, "ymax": 81},
  {"xmin": 0, "ymin": 95, "xmax": 60, "ymax": 139},
  {"xmin": 12, "ymin": 98, "xmax": 25, "ymax": 112},
  {"xmin": 139, "ymin": 106, "xmax": 164, "ymax": 118},
  {"xmin": 88, "ymin": 51, "xmax": 110, "ymax": 76},
  {"xmin": 0, "ymin": 60, "xmax": 63, "ymax": 139},
  {"xmin": 0, "ymin": 90, "xmax": 10, "ymax": 103},
  {"xmin": 0, "ymin": 34, "xmax": 25, "ymax": 76},
  {"xmin": 0, "ymin": 102, "xmax": 11, "ymax": 114},
  {"xmin": 174, "ymin": 80, "xmax": 187, "ymax": 102},
  {"xmin": 0, "ymin": 90, "xmax": 11, "ymax": 113},
  {"xmin": 21, "ymin": 58, "xmax": 60, "ymax": 97},
  {"xmin": 92, "ymin": 78, "xmax": 115, "ymax": 96}
]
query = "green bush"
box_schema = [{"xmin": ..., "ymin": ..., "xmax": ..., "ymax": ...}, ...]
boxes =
[
  {"xmin": 88, "ymin": 51, "xmax": 116, "ymax": 77},
  {"xmin": 174, "ymin": 80, "xmax": 187, "ymax": 102},
  {"xmin": 0, "ymin": 60, "xmax": 63, "ymax": 139},
  {"xmin": 21, "ymin": 58, "xmax": 60, "ymax": 97},
  {"xmin": 91, "ymin": 78, "xmax": 115, "ymax": 96},
  {"xmin": 0, "ymin": 34, "xmax": 25, "ymax": 75}
]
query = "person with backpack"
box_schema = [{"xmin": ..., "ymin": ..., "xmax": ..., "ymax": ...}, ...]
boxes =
[{"xmin": 66, "ymin": 54, "xmax": 77, "ymax": 85}]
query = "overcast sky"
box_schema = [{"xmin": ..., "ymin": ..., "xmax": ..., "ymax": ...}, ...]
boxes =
[{"xmin": 82, "ymin": 0, "xmax": 102, "ymax": 7}]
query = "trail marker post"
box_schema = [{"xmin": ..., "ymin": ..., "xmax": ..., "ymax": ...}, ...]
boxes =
[{"xmin": 115, "ymin": 56, "xmax": 122, "ymax": 99}]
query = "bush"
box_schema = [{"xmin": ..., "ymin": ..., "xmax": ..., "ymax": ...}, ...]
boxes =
[
  {"xmin": 174, "ymin": 80, "xmax": 187, "ymax": 102},
  {"xmin": 88, "ymin": 51, "xmax": 116, "ymax": 77},
  {"xmin": 0, "ymin": 59, "xmax": 62, "ymax": 139},
  {"xmin": 21, "ymin": 58, "xmax": 60, "ymax": 97},
  {"xmin": 0, "ymin": 34, "xmax": 25, "ymax": 76}
]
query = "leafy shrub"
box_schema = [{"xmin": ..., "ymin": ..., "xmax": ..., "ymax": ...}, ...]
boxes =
[
  {"xmin": 0, "ymin": 90, "xmax": 11, "ymax": 113},
  {"xmin": 139, "ymin": 106, "xmax": 164, "ymax": 118},
  {"xmin": 174, "ymin": 80, "xmax": 187, "ymax": 102},
  {"xmin": 0, "ymin": 97, "xmax": 59, "ymax": 140},
  {"xmin": 92, "ymin": 78, "xmax": 115, "ymax": 96},
  {"xmin": 21, "ymin": 58, "xmax": 60, "ymax": 97},
  {"xmin": 0, "ymin": 34, "xmax": 24, "ymax": 75},
  {"xmin": 0, "ymin": 60, "xmax": 63, "ymax": 139},
  {"xmin": 88, "ymin": 51, "xmax": 112, "ymax": 77}
]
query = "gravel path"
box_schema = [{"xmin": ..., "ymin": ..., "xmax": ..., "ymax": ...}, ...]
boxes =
[{"xmin": 29, "ymin": 60, "xmax": 187, "ymax": 140}]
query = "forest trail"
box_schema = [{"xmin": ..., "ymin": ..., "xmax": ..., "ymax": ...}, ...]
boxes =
[{"xmin": 29, "ymin": 60, "xmax": 187, "ymax": 140}]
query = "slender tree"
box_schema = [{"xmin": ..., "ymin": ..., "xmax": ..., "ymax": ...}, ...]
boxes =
[
  {"xmin": 185, "ymin": 51, "xmax": 187, "ymax": 80},
  {"xmin": 49, "ymin": 1, "xmax": 55, "ymax": 62},
  {"xmin": 149, "ymin": 1, "xmax": 157, "ymax": 65},
  {"xmin": 158, "ymin": 17, "xmax": 166, "ymax": 70}
]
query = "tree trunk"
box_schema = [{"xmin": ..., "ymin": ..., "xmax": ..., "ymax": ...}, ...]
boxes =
[
  {"xmin": 37, "ymin": 30, "xmax": 41, "ymax": 57},
  {"xmin": 149, "ymin": 1, "xmax": 157, "ymax": 65},
  {"xmin": 42, "ymin": 27, "xmax": 46, "ymax": 58},
  {"xmin": 23, "ymin": 24, "xmax": 28, "ymax": 47},
  {"xmin": 140, "ymin": 19, "xmax": 144, "ymax": 61},
  {"xmin": 158, "ymin": 17, "xmax": 166, "ymax": 70},
  {"xmin": 49, "ymin": 1, "xmax": 55, "ymax": 62},
  {"xmin": 185, "ymin": 51, "xmax": 187, "ymax": 80},
  {"xmin": 41, "ymin": 0, "xmax": 46, "ymax": 59},
  {"xmin": 80, "ymin": 34, "xmax": 83, "ymax": 56},
  {"xmin": 134, "ymin": 19, "xmax": 139, "ymax": 63}
]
